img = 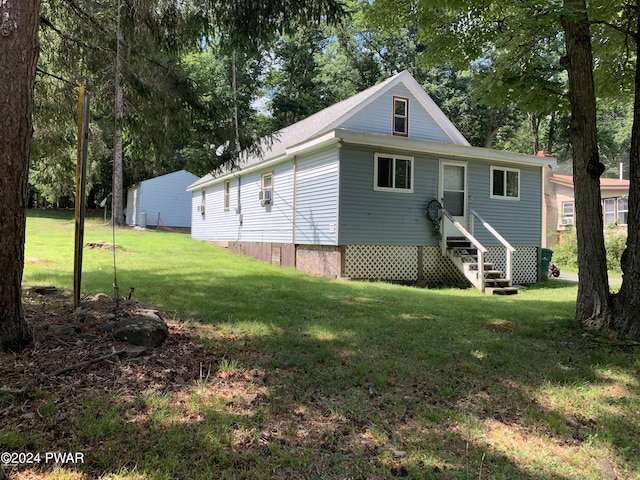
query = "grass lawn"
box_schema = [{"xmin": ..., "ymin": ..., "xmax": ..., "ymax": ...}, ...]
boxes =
[{"xmin": 3, "ymin": 210, "xmax": 639, "ymax": 479}]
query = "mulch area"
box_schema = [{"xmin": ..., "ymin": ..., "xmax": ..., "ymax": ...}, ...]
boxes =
[
  {"xmin": 1, "ymin": 287, "xmax": 218, "ymax": 394},
  {"xmin": 0, "ymin": 288, "xmax": 235, "ymax": 461}
]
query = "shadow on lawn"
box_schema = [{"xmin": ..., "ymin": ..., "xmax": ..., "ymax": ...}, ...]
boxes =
[{"xmin": 21, "ymin": 260, "xmax": 639, "ymax": 479}]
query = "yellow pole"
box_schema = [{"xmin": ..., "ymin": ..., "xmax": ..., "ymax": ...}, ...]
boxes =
[{"xmin": 73, "ymin": 86, "xmax": 90, "ymax": 309}]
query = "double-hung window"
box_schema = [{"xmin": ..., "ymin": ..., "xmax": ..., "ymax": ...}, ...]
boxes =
[
  {"xmin": 393, "ymin": 96, "xmax": 409, "ymax": 136},
  {"xmin": 260, "ymin": 172, "xmax": 273, "ymax": 205},
  {"xmin": 603, "ymin": 198, "xmax": 616, "ymax": 224},
  {"xmin": 602, "ymin": 197, "xmax": 628, "ymax": 225},
  {"xmin": 490, "ymin": 166, "xmax": 520, "ymax": 200},
  {"xmin": 223, "ymin": 180, "xmax": 230, "ymax": 211},
  {"xmin": 199, "ymin": 190, "xmax": 206, "ymax": 216},
  {"xmin": 374, "ymin": 153, "xmax": 414, "ymax": 192},
  {"xmin": 561, "ymin": 202, "xmax": 574, "ymax": 226},
  {"xmin": 617, "ymin": 197, "xmax": 628, "ymax": 225}
]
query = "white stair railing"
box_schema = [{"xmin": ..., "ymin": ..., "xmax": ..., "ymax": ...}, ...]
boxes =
[
  {"xmin": 469, "ymin": 210, "xmax": 515, "ymax": 285},
  {"xmin": 441, "ymin": 209, "xmax": 488, "ymax": 292}
]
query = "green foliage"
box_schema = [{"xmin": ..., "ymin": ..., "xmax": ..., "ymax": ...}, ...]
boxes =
[
  {"xmin": 553, "ymin": 225, "xmax": 628, "ymax": 273},
  {"xmin": 32, "ymin": 0, "xmax": 348, "ymax": 205},
  {"xmin": 552, "ymin": 228, "xmax": 579, "ymax": 269}
]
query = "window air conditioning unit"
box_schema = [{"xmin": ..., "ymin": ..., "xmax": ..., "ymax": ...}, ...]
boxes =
[
  {"xmin": 561, "ymin": 217, "xmax": 573, "ymax": 226},
  {"xmin": 259, "ymin": 188, "xmax": 272, "ymax": 204}
]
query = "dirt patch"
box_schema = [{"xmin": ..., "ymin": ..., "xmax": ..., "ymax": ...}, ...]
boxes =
[{"xmin": 84, "ymin": 240, "xmax": 124, "ymax": 251}]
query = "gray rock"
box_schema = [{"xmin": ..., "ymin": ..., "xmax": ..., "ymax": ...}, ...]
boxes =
[
  {"xmin": 48, "ymin": 324, "xmax": 80, "ymax": 336},
  {"xmin": 99, "ymin": 321, "xmax": 117, "ymax": 333},
  {"xmin": 113, "ymin": 310, "xmax": 168, "ymax": 348},
  {"xmin": 122, "ymin": 346, "xmax": 148, "ymax": 358},
  {"xmin": 74, "ymin": 308, "xmax": 96, "ymax": 324},
  {"xmin": 84, "ymin": 293, "xmax": 112, "ymax": 302}
]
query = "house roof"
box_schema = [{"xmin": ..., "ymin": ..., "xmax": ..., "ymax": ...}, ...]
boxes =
[
  {"xmin": 188, "ymin": 71, "xmax": 556, "ymax": 191},
  {"xmin": 130, "ymin": 169, "xmax": 198, "ymax": 190},
  {"xmin": 550, "ymin": 173, "xmax": 630, "ymax": 190},
  {"xmin": 188, "ymin": 71, "xmax": 471, "ymax": 191}
]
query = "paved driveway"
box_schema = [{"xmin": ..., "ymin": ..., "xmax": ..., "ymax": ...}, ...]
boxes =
[{"xmin": 552, "ymin": 271, "xmax": 622, "ymax": 285}]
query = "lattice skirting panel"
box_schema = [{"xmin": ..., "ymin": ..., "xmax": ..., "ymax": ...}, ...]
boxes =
[
  {"xmin": 486, "ymin": 246, "xmax": 539, "ymax": 284},
  {"xmin": 344, "ymin": 245, "xmax": 539, "ymax": 285},
  {"xmin": 343, "ymin": 245, "xmax": 418, "ymax": 281}
]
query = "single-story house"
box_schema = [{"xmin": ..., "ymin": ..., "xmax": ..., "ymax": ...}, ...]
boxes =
[
  {"xmin": 126, "ymin": 170, "xmax": 198, "ymax": 229},
  {"xmin": 188, "ymin": 71, "xmax": 556, "ymax": 293},
  {"xmin": 545, "ymin": 172, "xmax": 629, "ymax": 246}
]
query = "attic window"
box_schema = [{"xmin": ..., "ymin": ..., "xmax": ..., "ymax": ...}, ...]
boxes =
[{"xmin": 393, "ymin": 96, "xmax": 409, "ymax": 136}]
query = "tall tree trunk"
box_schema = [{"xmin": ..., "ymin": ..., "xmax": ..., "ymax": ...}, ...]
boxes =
[
  {"xmin": 609, "ymin": 1, "xmax": 640, "ymax": 340},
  {"xmin": 484, "ymin": 104, "xmax": 514, "ymax": 148},
  {"xmin": 0, "ymin": 0, "xmax": 39, "ymax": 353},
  {"xmin": 546, "ymin": 113, "xmax": 556, "ymax": 155},
  {"xmin": 112, "ymin": 0, "xmax": 124, "ymax": 226},
  {"xmin": 530, "ymin": 113, "xmax": 541, "ymax": 154},
  {"xmin": 112, "ymin": 81, "xmax": 124, "ymax": 226},
  {"xmin": 561, "ymin": 0, "xmax": 611, "ymax": 330}
]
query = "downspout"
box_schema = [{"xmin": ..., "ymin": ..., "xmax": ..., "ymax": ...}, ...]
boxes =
[
  {"xmin": 292, "ymin": 156, "xmax": 297, "ymax": 265},
  {"xmin": 235, "ymin": 173, "xmax": 242, "ymax": 226}
]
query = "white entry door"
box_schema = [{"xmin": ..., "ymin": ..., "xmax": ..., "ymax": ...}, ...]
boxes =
[{"xmin": 439, "ymin": 161, "xmax": 467, "ymax": 226}]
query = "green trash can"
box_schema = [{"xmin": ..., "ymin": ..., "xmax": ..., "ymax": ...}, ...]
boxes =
[{"xmin": 541, "ymin": 248, "xmax": 553, "ymax": 280}]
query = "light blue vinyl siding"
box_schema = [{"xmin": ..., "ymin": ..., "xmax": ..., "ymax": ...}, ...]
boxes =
[
  {"xmin": 191, "ymin": 182, "xmax": 237, "ymax": 241},
  {"xmin": 295, "ymin": 147, "xmax": 340, "ymax": 245},
  {"xmin": 338, "ymin": 146, "xmax": 436, "ymax": 246},
  {"xmin": 238, "ymin": 163, "xmax": 294, "ymax": 243},
  {"xmin": 466, "ymin": 162, "xmax": 542, "ymax": 246},
  {"xmin": 192, "ymin": 163, "xmax": 294, "ymax": 243},
  {"xmin": 127, "ymin": 170, "xmax": 198, "ymax": 228},
  {"xmin": 338, "ymin": 146, "xmax": 543, "ymax": 248},
  {"xmin": 339, "ymin": 85, "xmax": 454, "ymax": 143}
]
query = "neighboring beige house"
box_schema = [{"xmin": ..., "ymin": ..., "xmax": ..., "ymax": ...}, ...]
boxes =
[{"xmin": 545, "ymin": 170, "xmax": 629, "ymax": 246}]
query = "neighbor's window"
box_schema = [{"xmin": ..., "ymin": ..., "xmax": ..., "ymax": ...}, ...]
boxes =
[
  {"xmin": 490, "ymin": 166, "xmax": 520, "ymax": 199},
  {"xmin": 374, "ymin": 153, "xmax": 414, "ymax": 192},
  {"xmin": 602, "ymin": 197, "xmax": 628, "ymax": 225},
  {"xmin": 562, "ymin": 202, "xmax": 574, "ymax": 225},
  {"xmin": 260, "ymin": 172, "xmax": 273, "ymax": 205},
  {"xmin": 603, "ymin": 198, "xmax": 616, "ymax": 224},
  {"xmin": 393, "ymin": 96, "xmax": 409, "ymax": 136},
  {"xmin": 223, "ymin": 180, "xmax": 230, "ymax": 211},
  {"xmin": 617, "ymin": 197, "xmax": 628, "ymax": 225}
]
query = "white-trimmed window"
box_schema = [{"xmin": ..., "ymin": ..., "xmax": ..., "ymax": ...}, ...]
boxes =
[
  {"xmin": 490, "ymin": 166, "xmax": 520, "ymax": 200},
  {"xmin": 199, "ymin": 189, "xmax": 206, "ymax": 216},
  {"xmin": 561, "ymin": 202, "xmax": 574, "ymax": 226},
  {"xmin": 603, "ymin": 198, "xmax": 616, "ymax": 224},
  {"xmin": 260, "ymin": 172, "xmax": 273, "ymax": 205},
  {"xmin": 617, "ymin": 197, "xmax": 628, "ymax": 225},
  {"xmin": 374, "ymin": 153, "xmax": 414, "ymax": 192},
  {"xmin": 602, "ymin": 197, "xmax": 628, "ymax": 225},
  {"xmin": 393, "ymin": 96, "xmax": 409, "ymax": 136},
  {"xmin": 223, "ymin": 180, "xmax": 230, "ymax": 211}
]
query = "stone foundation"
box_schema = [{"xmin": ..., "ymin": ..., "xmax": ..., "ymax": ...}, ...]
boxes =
[{"xmin": 295, "ymin": 245, "xmax": 343, "ymax": 278}]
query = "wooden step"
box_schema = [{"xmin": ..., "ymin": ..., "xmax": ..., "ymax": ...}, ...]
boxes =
[
  {"xmin": 485, "ymin": 286, "xmax": 519, "ymax": 295},
  {"xmin": 447, "ymin": 237, "xmax": 471, "ymax": 248},
  {"xmin": 484, "ymin": 278, "xmax": 511, "ymax": 287},
  {"xmin": 449, "ymin": 248, "xmax": 478, "ymax": 262},
  {"xmin": 483, "ymin": 270, "xmax": 505, "ymax": 278},
  {"xmin": 466, "ymin": 262, "xmax": 495, "ymax": 271}
]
